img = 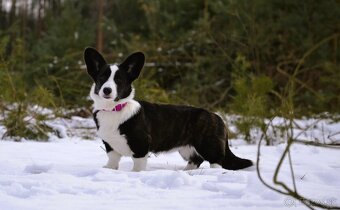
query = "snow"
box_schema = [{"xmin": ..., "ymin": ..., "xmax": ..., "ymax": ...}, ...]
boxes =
[
  {"xmin": 0, "ymin": 138, "xmax": 339, "ymax": 210},
  {"xmin": 45, "ymin": 116, "xmax": 96, "ymax": 140},
  {"xmin": 0, "ymin": 114, "xmax": 340, "ymax": 209},
  {"xmin": 226, "ymin": 115, "xmax": 340, "ymax": 145}
]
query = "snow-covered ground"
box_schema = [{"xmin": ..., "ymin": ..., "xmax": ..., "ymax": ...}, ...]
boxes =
[{"xmin": 0, "ymin": 116, "xmax": 339, "ymax": 210}]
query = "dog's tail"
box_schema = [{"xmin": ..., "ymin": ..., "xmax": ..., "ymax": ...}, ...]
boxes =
[
  {"xmin": 221, "ymin": 132, "xmax": 253, "ymax": 170},
  {"xmin": 222, "ymin": 145, "xmax": 253, "ymax": 170}
]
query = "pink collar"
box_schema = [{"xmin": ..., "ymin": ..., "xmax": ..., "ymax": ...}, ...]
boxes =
[{"xmin": 101, "ymin": 102, "xmax": 128, "ymax": 112}]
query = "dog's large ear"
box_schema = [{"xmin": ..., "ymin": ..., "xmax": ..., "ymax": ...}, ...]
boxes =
[
  {"xmin": 84, "ymin": 47, "xmax": 107, "ymax": 80},
  {"xmin": 119, "ymin": 52, "xmax": 145, "ymax": 82}
]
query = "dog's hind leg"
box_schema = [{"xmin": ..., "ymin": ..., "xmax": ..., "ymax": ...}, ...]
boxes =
[
  {"xmin": 179, "ymin": 146, "xmax": 204, "ymax": 170},
  {"xmin": 132, "ymin": 156, "xmax": 147, "ymax": 172},
  {"xmin": 193, "ymin": 136, "xmax": 225, "ymax": 168}
]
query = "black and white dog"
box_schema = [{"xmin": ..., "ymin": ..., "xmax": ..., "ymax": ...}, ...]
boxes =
[{"xmin": 84, "ymin": 48, "xmax": 253, "ymax": 172}]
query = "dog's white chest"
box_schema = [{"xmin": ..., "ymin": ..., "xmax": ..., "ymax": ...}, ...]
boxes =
[
  {"xmin": 95, "ymin": 102, "xmax": 141, "ymax": 156},
  {"xmin": 97, "ymin": 112, "xmax": 133, "ymax": 156}
]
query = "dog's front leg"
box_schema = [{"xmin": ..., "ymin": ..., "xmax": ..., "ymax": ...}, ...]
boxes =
[
  {"xmin": 104, "ymin": 151, "xmax": 122, "ymax": 170},
  {"xmin": 132, "ymin": 156, "xmax": 147, "ymax": 172},
  {"xmin": 128, "ymin": 131, "xmax": 150, "ymax": 172}
]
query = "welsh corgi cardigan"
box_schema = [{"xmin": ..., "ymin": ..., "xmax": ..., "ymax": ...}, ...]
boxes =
[{"xmin": 84, "ymin": 47, "xmax": 253, "ymax": 172}]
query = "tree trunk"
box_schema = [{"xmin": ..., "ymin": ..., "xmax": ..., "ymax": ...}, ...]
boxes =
[
  {"xmin": 36, "ymin": 0, "xmax": 43, "ymax": 38},
  {"xmin": 96, "ymin": 0, "xmax": 104, "ymax": 52},
  {"xmin": 9, "ymin": 0, "xmax": 17, "ymax": 25}
]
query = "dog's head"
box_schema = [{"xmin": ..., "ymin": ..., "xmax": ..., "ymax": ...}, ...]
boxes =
[{"xmin": 84, "ymin": 48, "xmax": 145, "ymax": 108}]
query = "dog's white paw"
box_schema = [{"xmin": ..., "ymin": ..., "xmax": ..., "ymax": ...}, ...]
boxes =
[
  {"xmin": 210, "ymin": 163, "xmax": 222, "ymax": 168},
  {"xmin": 103, "ymin": 165, "xmax": 118, "ymax": 170},
  {"xmin": 103, "ymin": 151, "xmax": 121, "ymax": 170},
  {"xmin": 183, "ymin": 162, "xmax": 199, "ymax": 170},
  {"xmin": 132, "ymin": 157, "xmax": 147, "ymax": 172}
]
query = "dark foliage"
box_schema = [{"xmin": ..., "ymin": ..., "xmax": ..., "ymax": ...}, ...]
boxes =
[{"xmin": 0, "ymin": 0, "xmax": 339, "ymax": 113}]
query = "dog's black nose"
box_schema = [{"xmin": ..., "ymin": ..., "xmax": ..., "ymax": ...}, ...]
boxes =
[{"xmin": 103, "ymin": 87, "xmax": 112, "ymax": 95}]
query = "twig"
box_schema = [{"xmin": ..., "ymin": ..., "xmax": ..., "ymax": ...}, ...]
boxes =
[
  {"xmin": 100, "ymin": 146, "xmax": 106, "ymax": 152},
  {"xmin": 293, "ymin": 139, "xmax": 340, "ymax": 149},
  {"xmin": 256, "ymin": 118, "xmax": 289, "ymax": 195},
  {"xmin": 288, "ymin": 148, "xmax": 297, "ymax": 193}
]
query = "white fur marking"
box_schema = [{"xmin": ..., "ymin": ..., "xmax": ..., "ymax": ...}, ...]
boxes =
[
  {"xmin": 104, "ymin": 151, "xmax": 121, "ymax": 169},
  {"xmin": 132, "ymin": 157, "xmax": 147, "ymax": 172},
  {"xmin": 178, "ymin": 146, "xmax": 202, "ymax": 170},
  {"xmin": 96, "ymin": 100, "xmax": 140, "ymax": 156},
  {"xmin": 99, "ymin": 65, "xmax": 118, "ymax": 99},
  {"xmin": 178, "ymin": 146, "xmax": 199, "ymax": 161},
  {"xmin": 210, "ymin": 163, "xmax": 222, "ymax": 168}
]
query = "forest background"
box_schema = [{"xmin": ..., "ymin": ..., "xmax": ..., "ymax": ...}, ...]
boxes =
[{"xmin": 0, "ymin": 0, "xmax": 339, "ymax": 141}]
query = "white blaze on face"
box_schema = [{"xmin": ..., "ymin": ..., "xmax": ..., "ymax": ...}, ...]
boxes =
[{"xmin": 100, "ymin": 65, "xmax": 119, "ymax": 99}]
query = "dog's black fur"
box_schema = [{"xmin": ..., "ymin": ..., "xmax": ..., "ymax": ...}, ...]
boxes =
[{"xmin": 84, "ymin": 47, "xmax": 253, "ymax": 171}]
